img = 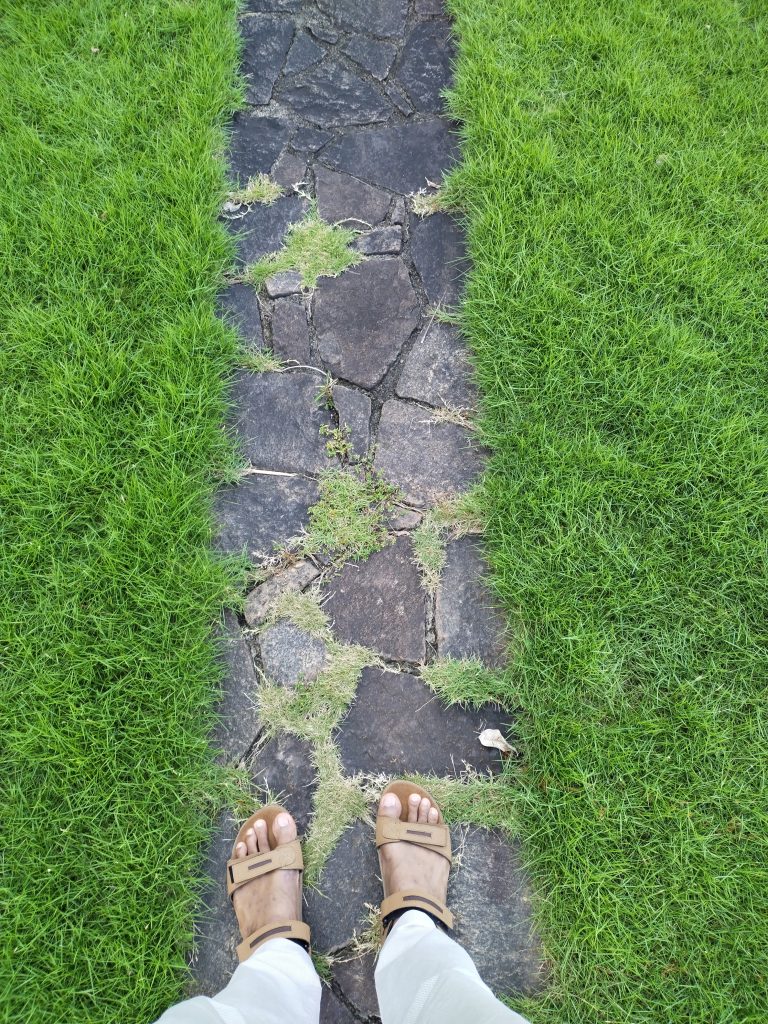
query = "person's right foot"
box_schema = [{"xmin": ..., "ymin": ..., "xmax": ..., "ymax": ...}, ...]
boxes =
[{"xmin": 377, "ymin": 791, "xmax": 450, "ymax": 908}]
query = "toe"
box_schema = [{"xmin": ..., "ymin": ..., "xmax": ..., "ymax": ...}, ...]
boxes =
[
  {"xmin": 235, "ymin": 841, "xmax": 247, "ymax": 858},
  {"xmin": 244, "ymin": 827, "xmax": 257, "ymax": 856},
  {"xmin": 428, "ymin": 806, "xmax": 439, "ymax": 825},
  {"xmin": 417, "ymin": 797, "xmax": 430, "ymax": 823},
  {"xmin": 273, "ymin": 811, "xmax": 298, "ymax": 846},
  {"xmin": 407, "ymin": 793, "xmax": 421, "ymax": 823},
  {"xmin": 379, "ymin": 791, "xmax": 402, "ymax": 820},
  {"xmin": 255, "ymin": 818, "xmax": 269, "ymax": 852}
]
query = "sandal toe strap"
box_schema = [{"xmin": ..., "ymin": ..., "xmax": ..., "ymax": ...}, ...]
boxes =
[
  {"xmin": 236, "ymin": 920, "xmax": 310, "ymax": 962},
  {"xmin": 375, "ymin": 817, "xmax": 452, "ymax": 863},
  {"xmin": 226, "ymin": 839, "xmax": 303, "ymax": 898},
  {"xmin": 380, "ymin": 890, "xmax": 454, "ymax": 935}
]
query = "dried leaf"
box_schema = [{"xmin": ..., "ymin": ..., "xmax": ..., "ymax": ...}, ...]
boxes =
[{"xmin": 478, "ymin": 728, "xmax": 516, "ymax": 758}]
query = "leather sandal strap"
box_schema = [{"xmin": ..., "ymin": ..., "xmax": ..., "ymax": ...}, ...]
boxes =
[
  {"xmin": 380, "ymin": 890, "xmax": 454, "ymax": 935},
  {"xmin": 236, "ymin": 920, "xmax": 310, "ymax": 962},
  {"xmin": 226, "ymin": 839, "xmax": 303, "ymax": 898},
  {"xmin": 375, "ymin": 816, "xmax": 452, "ymax": 864}
]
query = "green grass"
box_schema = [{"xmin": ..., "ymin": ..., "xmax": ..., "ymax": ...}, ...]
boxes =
[
  {"xmin": 301, "ymin": 467, "xmax": 398, "ymax": 562},
  {"xmin": 446, "ymin": 0, "xmax": 768, "ymax": 1020},
  {"xmin": 244, "ymin": 210, "xmax": 362, "ymax": 290},
  {"xmin": 0, "ymin": 2, "xmax": 241, "ymax": 1022}
]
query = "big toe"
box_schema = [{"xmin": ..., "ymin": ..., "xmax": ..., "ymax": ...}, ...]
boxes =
[
  {"xmin": 379, "ymin": 791, "xmax": 402, "ymax": 820},
  {"xmin": 273, "ymin": 810, "xmax": 297, "ymax": 846}
]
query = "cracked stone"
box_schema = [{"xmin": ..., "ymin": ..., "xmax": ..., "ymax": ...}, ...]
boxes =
[
  {"xmin": 385, "ymin": 81, "xmax": 413, "ymax": 115},
  {"xmin": 308, "ymin": 22, "xmax": 339, "ymax": 44},
  {"xmin": 436, "ymin": 537, "xmax": 508, "ymax": 667},
  {"xmin": 389, "ymin": 508, "xmax": 422, "ymax": 530},
  {"xmin": 215, "ymin": 473, "xmax": 320, "ymax": 563},
  {"xmin": 321, "ymin": 535, "xmax": 425, "ymax": 662},
  {"xmin": 271, "ymin": 296, "xmax": 310, "ymax": 364},
  {"xmin": 448, "ymin": 829, "xmax": 544, "ymax": 995},
  {"xmin": 333, "ymin": 953, "xmax": 379, "ymax": 1020},
  {"xmin": 280, "ymin": 63, "xmax": 392, "ymax": 128},
  {"xmin": 250, "ymin": 733, "xmax": 316, "ymax": 833},
  {"xmin": 304, "ymin": 820, "xmax": 380, "ymax": 951},
  {"xmin": 291, "ymin": 126, "xmax": 334, "ymax": 153},
  {"xmin": 396, "ymin": 21, "xmax": 455, "ymax": 113},
  {"xmin": 188, "ymin": 811, "xmax": 240, "ymax": 994},
  {"xmin": 390, "ymin": 196, "xmax": 406, "ymax": 224},
  {"xmin": 410, "ymin": 212, "xmax": 468, "ymax": 306},
  {"xmin": 265, "ymin": 270, "xmax": 304, "ymax": 298},
  {"xmin": 241, "ymin": 16, "xmax": 294, "ymax": 104},
  {"xmin": 321, "ymin": 987, "xmax": 358, "ymax": 1024},
  {"xmin": 352, "ymin": 225, "xmax": 402, "ymax": 255},
  {"xmin": 374, "ymin": 399, "xmax": 484, "ymax": 506},
  {"xmin": 395, "ymin": 322, "xmax": 477, "ymax": 409},
  {"xmin": 217, "ymin": 284, "xmax": 264, "ymax": 349},
  {"xmin": 259, "ymin": 619, "xmax": 328, "ymax": 686},
  {"xmin": 322, "ymin": 120, "xmax": 459, "ymax": 194},
  {"xmin": 337, "ymin": 667, "xmax": 513, "ymax": 775},
  {"xmin": 315, "ymin": 166, "xmax": 391, "ymax": 227},
  {"xmin": 316, "ymin": 0, "xmax": 407, "ymax": 37},
  {"xmin": 283, "ymin": 30, "xmax": 324, "ymax": 76},
  {"xmin": 332, "ymin": 384, "xmax": 371, "ymax": 457},
  {"xmin": 342, "ymin": 35, "xmax": 397, "ymax": 80},
  {"xmin": 228, "ymin": 194, "xmax": 307, "ymax": 266},
  {"xmin": 212, "ymin": 610, "xmax": 261, "ymax": 764},
  {"xmin": 228, "ymin": 113, "xmax": 291, "ymax": 180},
  {"xmin": 230, "ymin": 370, "xmax": 332, "ymax": 473},
  {"xmin": 270, "ymin": 149, "xmax": 308, "ymax": 191},
  {"xmin": 315, "ymin": 260, "xmax": 419, "ymax": 388},
  {"xmin": 244, "ymin": 560, "xmax": 321, "ymax": 627}
]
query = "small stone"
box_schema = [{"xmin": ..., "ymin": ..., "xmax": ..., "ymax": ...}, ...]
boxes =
[
  {"xmin": 322, "ymin": 120, "xmax": 460, "ymax": 194},
  {"xmin": 270, "ymin": 149, "xmax": 308, "ymax": 191},
  {"xmin": 321, "ymin": 535, "xmax": 426, "ymax": 662},
  {"xmin": 211, "ymin": 610, "xmax": 261, "ymax": 763},
  {"xmin": 385, "ymin": 81, "xmax": 413, "ymax": 115},
  {"xmin": 229, "ymin": 194, "xmax": 307, "ymax": 266},
  {"xmin": 315, "ymin": 260, "xmax": 419, "ymax": 388},
  {"xmin": 316, "ymin": 0, "xmax": 408, "ymax": 38},
  {"xmin": 352, "ymin": 225, "xmax": 402, "ymax": 255},
  {"xmin": 308, "ymin": 22, "xmax": 339, "ymax": 44},
  {"xmin": 374, "ymin": 399, "xmax": 485, "ymax": 506},
  {"xmin": 265, "ymin": 270, "xmax": 303, "ymax": 298},
  {"xmin": 410, "ymin": 211, "xmax": 469, "ymax": 305},
  {"xmin": 271, "ymin": 295, "xmax": 310, "ymax": 364},
  {"xmin": 396, "ymin": 322, "xmax": 477, "ymax": 409},
  {"xmin": 335, "ymin": 667, "xmax": 514, "ymax": 775},
  {"xmin": 291, "ymin": 126, "xmax": 334, "ymax": 153},
  {"xmin": 216, "ymin": 284, "xmax": 264, "ymax": 349},
  {"xmin": 314, "ymin": 166, "xmax": 391, "ymax": 227},
  {"xmin": 436, "ymin": 537, "xmax": 508, "ymax": 667},
  {"xmin": 259, "ymin": 620, "xmax": 328, "ymax": 686},
  {"xmin": 228, "ymin": 113, "xmax": 291, "ymax": 179},
  {"xmin": 241, "ymin": 16, "xmax": 294, "ymax": 104},
  {"xmin": 244, "ymin": 560, "xmax": 321, "ymax": 627},
  {"xmin": 250, "ymin": 733, "xmax": 316, "ymax": 832},
  {"xmin": 215, "ymin": 474, "xmax": 321, "ymax": 563},
  {"xmin": 389, "ymin": 508, "xmax": 422, "ymax": 530},
  {"xmin": 230, "ymin": 370, "xmax": 333, "ymax": 473},
  {"xmin": 390, "ymin": 195, "xmax": 406, "ymax": 224},
  {"xmin": 342, "ymin": 35, "xmax": 397, "ymax": 80},
  {"xmin": 283, "ymin": 31, "xmax": 323, "ymax": 76},
  {"xmin": 332, "ymin": 953, "xmax": 379, "ymax": 1019},
  {"xmin": 303, "ymin": 821, "xmax": 380, "ymax": 951},
  {"xmin": 320, "ymin": 987, "xmax": 358, "ymax": 1024},
  {"xmin": 332, "ymin": 384, "xmax": 371, "ymax": 456},
  {"xmin": 280, "ymin": 63, "xmax": 392, "ymax": 128},
  {"xmin": 396, "ymin": 21, "xmax": 455, "ymax": 113}
]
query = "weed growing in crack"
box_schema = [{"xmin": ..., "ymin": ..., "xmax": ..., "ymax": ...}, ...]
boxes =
[
  {"xmin": 245, "ymin": 211, "xmax": 361, "ymax": 290},
  {"xmin": 237, "ymin": 346, "xmax": 283, "ymax": 372},
  {"xmin": 301, "ymin": 468, "xmax": 398, "ymax": 563},
  {"xmin": 229, "ymin": 174, "xmax": 283, "ymax": 205},
  {"xmin": 421, "ymin": 657, "xmax": 517, "ymax": 711},
  {"xmin": 320, "ymin": 423, "xmax": 353, "ymax": 460},
  {"xmin": 410, "ymin": 189, "xmax": 445, "ymax": 217},
  {"xmin": 412, "ymin": 491, "xmax": 485, "ymax": 592}
]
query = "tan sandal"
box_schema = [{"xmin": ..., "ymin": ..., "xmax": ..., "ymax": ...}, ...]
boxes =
[
  {"xmin": 376, "ymin": 781, "xmax": 454, "ymax": 937},
  {"xmin": 226, "ymin": 804, "xmax": 310, "ymax": 962}
]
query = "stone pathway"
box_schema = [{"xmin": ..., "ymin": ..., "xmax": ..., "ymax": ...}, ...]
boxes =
[{"xmin": 191, "ymin": 1, "xmax": 544, "ymax": 1017}]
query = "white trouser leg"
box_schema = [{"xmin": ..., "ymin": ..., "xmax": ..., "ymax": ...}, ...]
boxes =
[
  {"xmin": 155, "ymin": 938, "xmax": 321, "ymax": 1024},
  {"xmin": 374, "ymin": 911, "xmax": 530, "ymax": 1024}
]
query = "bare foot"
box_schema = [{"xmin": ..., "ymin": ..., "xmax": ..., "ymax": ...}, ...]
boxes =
[
  {"xmin": 231, "ymin": 811, "xmax": 303, "ymax": 942},
  {"xmin": 378, "ymin": 791, "xmax": 450, "ymax": 911}
]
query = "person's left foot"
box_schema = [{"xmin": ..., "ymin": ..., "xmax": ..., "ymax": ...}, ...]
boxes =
[{"xmin": 231, "ymin": 811, "xmax": 303, "ymax": 942}]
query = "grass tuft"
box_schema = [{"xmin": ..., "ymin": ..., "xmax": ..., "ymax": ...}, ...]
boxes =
[
  {"xmin": 245, "ymin": 211, "xmax": 361, "ymax": 290},
  {"xmin": 301, "ymin": 468, "xmax": 398, "ymax": 563},
  {"xmin": 422, "ymin": 657, "xmax": 518, "ymax": 712},
  {"xmin": 411, "ymin": 492, "xmax": 484, "ymax": 591},
  {"xmin": 237, "ymin": 346, "xmax": 283, "ymax": 372},
  {"xmin": 229, "ymin": 173, "xmax": 283, "ymax": 205}
]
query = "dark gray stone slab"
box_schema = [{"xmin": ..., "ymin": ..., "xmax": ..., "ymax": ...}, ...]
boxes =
[
  {"xmin": 284, "ymin": 30, "xmax": 324, "ymax": 76},
  {"xmin": 374, "ymin": 399, "xmax": 484, "ymax": 507},
  {"xmin": 217, "ymin": 284, "xmax": 264, "ymax": 349},
  {"xmin": 292, "ymin": 126, "xmax": 334, "ymax": 153},
  {"xmin": 322, "ymin": 536, "xmax": 425, "ymax": 662},
  {"xmin": 390, "ymin": 196, "xmax": 406, "ymax": 224},
  {"xmin": 410, "ymin": 212, "xmax": 468, "ymax": 306},
  {"xmin": 271, "ymin": 149, "xmax": 308, "ymax": 190},
  {"xmin": 315, "ymin": 260, "xmax": 419, "ymax": 388},
  {"xmin": 415, "ymin": 0, "xmax": 444, "ymax": 14},
  {"xmin": 342, "ymin": 36, "xmax": 397, "ymax": 80},
  {"xmin": 333, "ymin": 953, "xmax": 379, "ymax": 1019},
  {"xmin": 316, "ymin": 0, "xmax": 407, "ymax": 37},
  {"xmin": 336, "ymin": 667, "xmax": 513, "ymax": 775},
  {"xmin": 280, "ymin": 63, "xmax": 392, "ymax": 128},
  {"xmin": 241, "ymin": 16, "xmax": 294, "ymax": 104},
  {"xmin": 271, "ymin": 295, "xmax": 310, "ymax": 364},
  {"xmin": 321, "ymin": 986, "xmax": 358, "ymax": 1024},
  {"xmin": 396, "ymin": 21, "xmax": 454, "ymax": 113},
  {"xmin": 385, "ymin": 81, "xmax": 413, "ymax": 116},
  {"xmin": 188, "ymin": 811, "xmax": 240, "ymax": 995},
  {"xmin": 322, "ymin": 120, "xmax": 459, "ymax": 194},
  {"xmin": 212, "ymin": 610, "xmax": 261, "ymax": 764},
  {"xmin": 215, "ymin": 473, "xmax": 321, "ymax": 563},
  {"xmin": 436, "ymin": 537, "xmax": 508, "ymax": 668},
  {"xmin": 304, "ymin": 821, "xmax": 380, "ymax": 951},
  {"xmin": 332, "ymin": 384, "xmax": 371, "ymax": 457},
  {"xmin": 389, "ymin": 508, "xmax": 421, "ymax": 530},
  {"xmin": 245, "ymin": 559, "xmax": 321, "ymax": 627},
  {"xmin": 249, "ymin": 733, "xmax": 317, "ymax": 833},
  {"xmin": 395, "ymin": 322, "xmax": 477, "ymax": 409},
  {"xmin": 230, "ymin": 369, "xmax": 332, "ymax": 473},
  {"xmin": 309, "ymin": 22, "xmax": 339, "ymax": 44},
  {"xmin": 259, "ymin": 620, "xmax": 328, "ymax": 686},
  {"xmin": 229, "ymin": 194, "xmax": 307, "ymax": 266},
  {"xmin": 315, "ymin": 166, "xmax": 391, "ymax": 227},
  {"xmin": 448, "ymin": 828, "xmax": 543, "ymax": 995},
  {"xmin": 228, "ymin": 113, "xmax": 291, "ymax": 180},
  {"xmin": 352, "ymin": 226, "xmax": 402, "ymax": 255},
  {"xmin": 265, "ymin": 270, "xmax": 303, "ymax": 298}
]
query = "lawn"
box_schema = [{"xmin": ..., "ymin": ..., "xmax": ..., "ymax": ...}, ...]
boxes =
[
  {"xmin": 445, "ymin": 0, "xmax": 768, "ymax": 1020},
  {"xmin": 0, "ymin": 3, "xmax": 240, "ymax": 1021}
]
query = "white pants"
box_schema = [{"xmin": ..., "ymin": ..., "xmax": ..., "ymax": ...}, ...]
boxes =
[{"xmin": 157, "ymin": 911, "xmax": 529, "ymax": 1024}]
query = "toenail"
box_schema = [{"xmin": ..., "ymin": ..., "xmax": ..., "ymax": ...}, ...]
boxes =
[
  {"xmin": 410, "ymin": 794, "xmax": 420, "ymax": 803},
  {"xmin": 276, "ymin": 813, "xmax": 290, "ymax": 827},
  {"xmin": 382, "ymin": 794, "xmax": 396, "ymax": 806},
  {"xmin": 246, "ymin": 828, "xmax": 254, "ymax": 836}
]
